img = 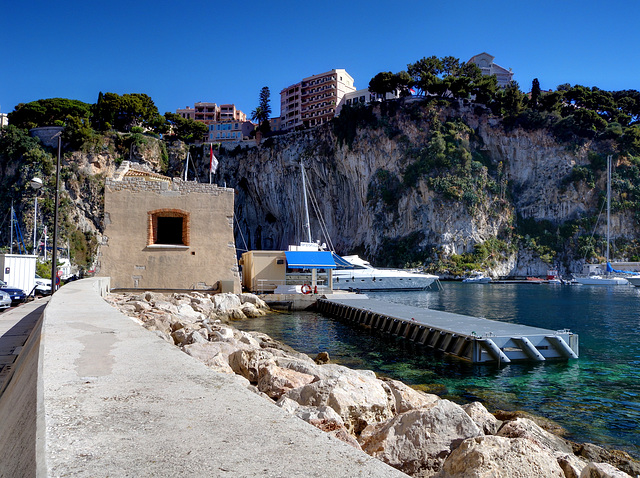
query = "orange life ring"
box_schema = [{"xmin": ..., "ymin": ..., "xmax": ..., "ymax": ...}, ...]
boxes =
[{"xmin": 301, "ymin": 284, "xmax": 312, "ymax": 295}]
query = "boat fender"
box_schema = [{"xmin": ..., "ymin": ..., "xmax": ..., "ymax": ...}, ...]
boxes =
[
  {"xmin": 301, "ymin": 284, "xmax": 312, "ymax": 295},
  {"xmin": 314, "ymin": 285, "xmax": 318, "ymax": 294}
]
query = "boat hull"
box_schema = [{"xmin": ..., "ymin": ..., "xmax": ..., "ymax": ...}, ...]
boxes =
[
  {"xmin": 333, "ymin": 274, "xmax": 436, "ymax": 291},
  {"xmin": 574, "ymin": 276, "xmax": 629, "ymax": 286},
  {"xmin": 626, "ymin": 277, "xmax": 640, "ymax": 287}
]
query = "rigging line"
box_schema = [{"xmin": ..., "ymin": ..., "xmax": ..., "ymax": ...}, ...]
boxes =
[
  {"xmin": 234, "ymin": 214, "xmax": 248, "ymax": 253},
  {"xmin": 584, "ymin": 198, "xmax": 607, "ymax": 261},
  {"xmin": 303, "ymin": 168, "xmax": 335, "ymax": 252}
]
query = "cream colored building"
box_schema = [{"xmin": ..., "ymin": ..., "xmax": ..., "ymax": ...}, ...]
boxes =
[
  {"xmin": 280, "ymin": 69, "xmax": 356, "ymax": 130},
  {"xmin": 177, "ymin": 102, "xmax": 254, "ymax": 142},
  {"xmin": 335, "ymin": 88, "xmax": 399, "ymax": 115},
  {"xmin": 467, "ymin": 53, "xmax": 514, "ymax": 88},
  {"xmin": 99, "ymin": 162, "xmax": 240, "ymax": 292}
]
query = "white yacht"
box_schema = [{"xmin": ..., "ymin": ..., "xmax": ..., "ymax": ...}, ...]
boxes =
[
  {"xmin": 462, "ymin": 272, "xmax": 492, "ymax": 283},
  {"xmin": 626, "ymin": 276, "xmax": 640, "ymax": 287},
  {"xmin": 332, "ymin": 255, "xmax": 440, "ymax": 291},
  {"xmin": 575, "ymin": 155, "xmax": 629, "ymax": 286}
]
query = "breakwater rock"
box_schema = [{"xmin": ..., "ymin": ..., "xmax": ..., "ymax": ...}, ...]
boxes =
[{"xmin": 106, "ymin": 291, "xmax": 639, "ymax": 478}]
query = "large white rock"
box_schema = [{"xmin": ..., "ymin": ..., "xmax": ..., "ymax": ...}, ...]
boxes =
[
  {"xmin": 380, "ymin": 377, "xmax": 439, "ymax": 414},
  {"xmin": 176, "ymin": 303, "xmax": 203, "ymax": 322},
  {"xmin": 212, "ymin": 293, "xmax": 242, "ymax": 311},
  {"xmin": 283, "ymin": 369, "xmax": 395, "ymax": 434},
  {"xmin": 239, "ymin": 293, "xmax": 269, "ymax": 309},
  {"xmin": 462, "ymin": 401, "xmax": 501, "ymax": 435},
  {"xmin": 257, "ymin": 364, "xmax": 315, "ymax": 399},
  {"xmin": 438, "ymin": 435, "xmax": 565, "ymax": 477},
  {"xmin": 240, "ymin": 302, "xmax": 267, "ymax": 318},
  {"xmin": 228, "ymin": 349, "xmax": 277, "ymax": 382},
  {"xmin": 497, "ymin": 417, "xmax": 573, "ymax": 455},
  {"xmin": 579, "ymin": 462, "xmax": 634, "ymax": 478},
  {"xmin": 359, "ymin": 399, "xmax": 483, "ymax": 476},
  {"xmin": 153, "ymin": 299, "xmax": 179, "ymax": 315},
  {"xmin": 183, "ymin": 341, "xmax": 244, "ymax": 370}
]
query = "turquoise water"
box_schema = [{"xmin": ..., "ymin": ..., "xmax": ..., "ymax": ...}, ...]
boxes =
[{"xmin": 234, "ymin": 283, "xmax": 640, "ymax": 458}]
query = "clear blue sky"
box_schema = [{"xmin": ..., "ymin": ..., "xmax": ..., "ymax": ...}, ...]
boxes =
[{"xmin": 2, "ymin": 0, "xmax": 639, "ymax": 118}]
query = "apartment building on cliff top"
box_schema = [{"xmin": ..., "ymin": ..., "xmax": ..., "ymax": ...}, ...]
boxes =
[
  {"xmin": 280, "ymin": 69, "xmax": 355, "ymax": 131},
  {"xmin": 176, "ymin": 102, "xmax": 254, "ymax": 143}
]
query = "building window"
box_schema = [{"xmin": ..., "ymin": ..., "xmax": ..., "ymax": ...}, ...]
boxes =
[{"xmin": 148, "ymin": 209, "xmax": 190, "ymax": 246}]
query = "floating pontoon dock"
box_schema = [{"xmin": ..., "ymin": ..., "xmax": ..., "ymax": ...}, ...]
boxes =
[{"xmin": 317, "ymin": 296, "xmax": 579, "ymax": 364}]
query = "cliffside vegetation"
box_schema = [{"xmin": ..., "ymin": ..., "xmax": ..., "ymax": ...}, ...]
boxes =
[{"xmin": 2, "ymin": 55, "xmax": 640, "ymax": 277}]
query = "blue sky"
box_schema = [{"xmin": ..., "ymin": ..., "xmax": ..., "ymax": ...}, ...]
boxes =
[{"xmin": 2, "ymin": 0, "xmax": 639, "ymax": 118}]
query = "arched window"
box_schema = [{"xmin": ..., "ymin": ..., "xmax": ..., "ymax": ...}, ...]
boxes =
[{"xmin": 148, "ymin": 209, "xmax": 190, "ymax": 246}]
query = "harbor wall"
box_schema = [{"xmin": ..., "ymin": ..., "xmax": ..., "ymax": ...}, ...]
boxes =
[{"xmin": 0, "ymin": 279, "xmax": 404, "ymax": 477}]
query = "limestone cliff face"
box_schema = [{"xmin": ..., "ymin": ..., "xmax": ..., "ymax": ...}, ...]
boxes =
[{"xmin": 212, "ymin": 102, "xmax": 636, "ymax": 276}]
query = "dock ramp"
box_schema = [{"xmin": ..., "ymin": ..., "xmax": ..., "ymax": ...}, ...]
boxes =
[{"xmin": 317, "ymin": 297, "xmax": 578, "ymax": 364}]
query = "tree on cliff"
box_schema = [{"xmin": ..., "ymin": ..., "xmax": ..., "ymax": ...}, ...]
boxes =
[
  {"xmin": 251, "ymin": 87, "xmax": 272, "ymax": 134},
  {"xmin": 530, "ymin": 78, "xmax": 541, "ymax": 108},
  {"xmin": 164, "ymin": 113, "xmax": 208, "ymax": 143},
  {"xmin": 92, "ymin": 92, "xmax": 161, "ymax": 132},
  {"xmin": 8, "ymin": 98, "xmax": 92, "ymax": 130}
]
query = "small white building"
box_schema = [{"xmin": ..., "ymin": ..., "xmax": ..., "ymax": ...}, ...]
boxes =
[
  {"xmin": 467, "ymin": 52, "xmax": 514, "ymax": 88},
  {"xmin": 335, "ymin": 88, "xmax": 399, "ymax": 115}
]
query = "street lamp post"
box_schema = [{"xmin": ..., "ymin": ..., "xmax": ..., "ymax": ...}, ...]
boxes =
[
  {"xmin": 30, "ymin": 177, "xmax": 43, "ymax": 254},
  {"xmin": 51, "ymin": 136, "xmax": 61, "ymax": 294}
]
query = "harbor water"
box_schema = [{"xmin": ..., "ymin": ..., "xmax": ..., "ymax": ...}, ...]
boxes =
[{"xmin": 234, "ymin": 282, "xmax": 640, "ymax": 459}]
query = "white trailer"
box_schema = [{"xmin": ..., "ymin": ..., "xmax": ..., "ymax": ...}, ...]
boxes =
[{"xmin": 0, "ymin": 254, "xmax": 37, "ymax": 294}]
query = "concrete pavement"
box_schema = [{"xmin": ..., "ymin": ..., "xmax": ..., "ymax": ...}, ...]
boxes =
[{"xmin": 7, "ymin": 278, "xmax": 407, "ymax": 477}]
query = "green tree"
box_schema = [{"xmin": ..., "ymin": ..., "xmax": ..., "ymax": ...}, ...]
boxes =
[
  {"xmin": 164, "ymin": 112, "xmax": 208, "ymax": 142},
  {"xmin": 8, "ymin": 98, "xmax": 92, "ymax": 130},
  {"xmin": 251, "ymin": 87, "xmax": 272, "ymax": 134},
  {"xmin": 530, "ymin": 78, "xmax": 541, "ymax": 108},
  {"xmin": 369, "ymin": 71, "xmax": 396, "ymax": 100},
  {"xmin": 93, "ymin": 93, "xmax": 161, "ymax": 132}
]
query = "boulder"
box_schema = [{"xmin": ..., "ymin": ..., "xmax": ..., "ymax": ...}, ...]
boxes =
[
  {"xmin": 380, "ymin": 377, "xmax": 439, "ymax": 414},
  {"xmin": 183, "ymin": 342, "xmax": 243, "ymax": 373},
  {"xmin": 212, "ymin": 293, "xmax": 242, "ymax": 312},
  {"xmin": 283, "ymin": 368, "xmax": 395, "ymax": 434},
  {"xmin": 153, "ymin": 300, "xmax": 179, "ymax": 315},
  {"xmin": 228, "ymin": 349, "xmax": 277, "ymax": 382},
  {"xmin": 210, "ymin": 326, "xmax": 235, "ymax": 342},
  {"xmin": 239, "ymin": 293, "xmax": 268, "ymax": 309},
  {"xmin": 129, "ymin": 300, "xmax": 152, "ymax": 312},
  {"xmin": 240, "ymin": 302, "xmax": 267, "ymax": 318},
  {"xmin": 238, "ymin": 331, "xmax": 261, "ymax": 348},
  {"xmin": 190, "ymin": 297, "xmax": 215, "ymax": 315},
  {"xmin": 171, "ymin": 328, "xmax": 190, "ymax": 346},
  {"xmin": 579, "ymin": 462, "xmax": 634, "ymax": 478},
  {"xmin": 573, "ymin": 443, "xmax": 640, "ymax": 477},
  {"xmin": 188, "ymin": 329, "xmax": 209, "ymax": 344},
  {"xmin": 257, "ymin": 364, "xmax": 315, "ymax": 399},
  {"xmin": 558, "ymin": 453, "xmax": 588, "ymax": 478},
  {"xmin": 462, "ymin": 401, "xmax": 501, "ymax": 435},
  {"xmin": 497, "ymin": 417, "xmax": 573, "ymax": 455},
  {"xmin": 314, "ymin": 352, "xmax": 330, "ymax": 364},
  {"xmin": 359, "ymin": 399, "xmax": 482, "ymax": 476},
  {"xmin": 175, "ymin": 303, "xmax": 203, "ymax": 322},
  {"xmin": 438, "ymin": 435, "xmax": 565, "ymax": 477}
]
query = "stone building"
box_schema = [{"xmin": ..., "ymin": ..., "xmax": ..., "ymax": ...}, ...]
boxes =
[{"xmin": 99, "ymin": 162, "xmax": 240, "ymax": 292}]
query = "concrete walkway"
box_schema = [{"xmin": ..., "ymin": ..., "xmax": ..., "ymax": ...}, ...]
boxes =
[{"xmin": 28, "ymin": 279, "xmax": 406, "ymax": 477}]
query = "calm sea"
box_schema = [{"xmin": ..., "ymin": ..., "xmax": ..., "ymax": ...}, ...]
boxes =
[{"xmin": 234, "ymin": 282, "xmax": 640, "ymax": 459}]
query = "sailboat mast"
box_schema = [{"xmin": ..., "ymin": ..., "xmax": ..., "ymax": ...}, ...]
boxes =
[
  {"xmin": 300, "ymin": 162, "xmax": 312, "ymax": 243},
  {"xmin": 606, "ymin": 154, "xmax": 611, "ymax": 263},
  {"xmin": 10, "ymin": 202, "xmax": 14, "ymax": 254}
]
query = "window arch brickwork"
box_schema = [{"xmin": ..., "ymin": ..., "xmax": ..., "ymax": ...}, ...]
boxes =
[{"xmin": 148, "ymin": 209, "xmax": 190, "ymax": 246}]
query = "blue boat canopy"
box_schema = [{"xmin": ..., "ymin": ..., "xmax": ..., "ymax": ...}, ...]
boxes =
[
  {"xmin": 332, "ymin": 253, "xmax": 354, "ymax": 268},
  {"xmin": 606, "ymin": 262, "xmax": 640, "ymax": 275},
  {"xmin": 285, "ymin": 251, "xmax": 337, "ymax": 269}
]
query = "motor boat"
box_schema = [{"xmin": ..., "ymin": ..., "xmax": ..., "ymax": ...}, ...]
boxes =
[
  {"xmin": 332, "ymin": 255, "xmax": 440, "ymax": 291},
  {"xmin": 462, "ymin": 272, "xmax": 492, "ymax": 283}
]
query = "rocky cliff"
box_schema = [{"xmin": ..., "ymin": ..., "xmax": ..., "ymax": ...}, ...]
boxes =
[{"xmin": 210, "ymin": 100, "xmax": 635, "ymax": 277}]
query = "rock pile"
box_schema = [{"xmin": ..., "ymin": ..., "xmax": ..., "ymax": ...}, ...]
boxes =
[{"xmin": 106, "ymin": 291, "xmax": 639, "ymax": 478}]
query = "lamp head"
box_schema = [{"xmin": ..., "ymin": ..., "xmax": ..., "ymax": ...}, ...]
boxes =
[{"xmin": 30, "ymin": 177, "xmax": 43, "ymax": 190}]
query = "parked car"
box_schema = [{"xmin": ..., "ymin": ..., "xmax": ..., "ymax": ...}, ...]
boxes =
[
  {"xmin": 0, "ymin": 290, "xmax": 11, "ymax": 309},
  {"xmin": 34, "ymin": 273, "xmax": 52, "ymax": 295},
  {"xmin": 0, "ymin": 280, "xmax": 27, "ymax": 305}
]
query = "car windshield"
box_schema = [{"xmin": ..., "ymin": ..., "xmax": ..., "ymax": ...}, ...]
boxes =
[{"xmin": 0, "ymin": 280, "xmax": 6, "ymax": 286}]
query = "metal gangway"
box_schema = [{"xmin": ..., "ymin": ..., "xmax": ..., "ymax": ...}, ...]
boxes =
[{"xmin": 317, "ymin": 296, "xmax": 578, "ymax": 364}]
